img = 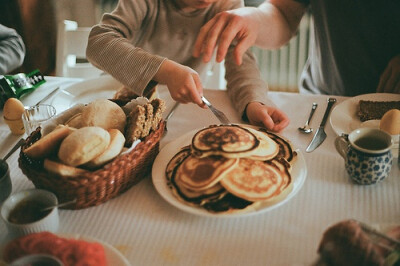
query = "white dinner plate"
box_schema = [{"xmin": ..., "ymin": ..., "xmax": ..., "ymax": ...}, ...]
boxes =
[
  {"xmin": 152, "ymin": 128, "xmax": 307, "ymax": 218},
  {"xmin": 51, "ymin": 75, "xmax": 123, "ymax": 113},
  {"xmin": 330, "ymin": 93, "xmax": 400, "ymax": 136}
]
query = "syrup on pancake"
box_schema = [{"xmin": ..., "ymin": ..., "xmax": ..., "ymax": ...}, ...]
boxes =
[{"xmin": 176, "ymin": 153, "xmax": 238, "ymax": 190}]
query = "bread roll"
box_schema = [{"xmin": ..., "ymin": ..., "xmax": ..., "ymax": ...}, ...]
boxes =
[
  {"xmin": 44, "ymin": 159, "xmax": 89, "ymax": 177},
  {"xmin": 58, "ymin": 127, "xmax": 110, "ymax": 166},
  {"xmin": 85, "ymin": 129, "xmax": 125, "ymax": 168},
  {"xmin": 24, "ymin": 125, "xmax": 75, "ymax": 159},
  {"xmin": 80, "ymin": 99, "xmax": 126, "ymax": 132}
]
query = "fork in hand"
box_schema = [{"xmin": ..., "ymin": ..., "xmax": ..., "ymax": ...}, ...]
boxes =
[{"xmin": 201, "ymin": 96, "xmax": 230, "ymax": 124}]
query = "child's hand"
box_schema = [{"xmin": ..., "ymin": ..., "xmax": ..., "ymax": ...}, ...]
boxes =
[
  {"xmin": 154, "ymin": 59, "xmax": 205, "ymax": 107},
  {"xmin": 245, "ymin": 102, "xmax": 289, "ymax": 132}
]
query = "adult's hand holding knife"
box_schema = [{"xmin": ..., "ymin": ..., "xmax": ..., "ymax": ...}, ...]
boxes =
[{"xmin": 306, "ymin": 98, "xmax": 337, "ymax": 152}]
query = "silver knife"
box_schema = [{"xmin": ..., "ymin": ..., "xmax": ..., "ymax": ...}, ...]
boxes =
[
  {"xmin": 35, "ymin": 86, "xmax": 60, "ymax": 106},
  {"xmin": 306, "ymin": 97, "xmax": 336, "ymax": 153}
]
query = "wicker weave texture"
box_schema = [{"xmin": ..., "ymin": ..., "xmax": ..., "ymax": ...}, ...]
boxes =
[{"xmin": 18, "ymin": 122, "xmax": 165, "ymax": 209}]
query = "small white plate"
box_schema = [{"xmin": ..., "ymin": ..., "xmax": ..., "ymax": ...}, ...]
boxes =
[
  {"xmin": 330, "ymin": 93, "xmax": 400, "ymax": 136},
  {"xmin": 330, "ymin": 93, "xmax": 400, "ymax": 157},
  {"xmin": 152, "ymin": 128, "xmax": 307, "ymax": 218},
  {"xmin": 51, "ymin": 75, "xmax": 123, "ymax": 113}
]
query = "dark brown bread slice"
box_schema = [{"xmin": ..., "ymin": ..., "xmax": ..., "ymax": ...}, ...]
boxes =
[
  {"xmin": 125, "ymin": 105, "xmax": 147, "ymax": 146},
  {"xmin": 142, "ymin": 103, "xmax": 154, "ymax": 138},
  {"xmin": 150, "ymin": 98, "xmax": 166, "ymax": 131},
  {"xmin": 357, "ymin": 100, "xmax": 400, "ymax": 121}
]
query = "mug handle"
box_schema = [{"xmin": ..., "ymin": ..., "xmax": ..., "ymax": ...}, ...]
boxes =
[{"xmin": 335, "ymin": 134, "xmax": 349, "ymax": 159}]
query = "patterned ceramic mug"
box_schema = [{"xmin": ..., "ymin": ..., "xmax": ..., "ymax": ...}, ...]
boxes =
[{"xmin": 335, "ymin": 128, "xmax": 393, "ymax": 185}]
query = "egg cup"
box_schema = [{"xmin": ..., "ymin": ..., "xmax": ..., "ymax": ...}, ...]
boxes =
[
  {"xmin": 4, "ymin": 116, "xmax": 25, "ymax": 135},
  {"xmin": 1, "ymin": 189, "xmax": 59, "ymax": 237}
]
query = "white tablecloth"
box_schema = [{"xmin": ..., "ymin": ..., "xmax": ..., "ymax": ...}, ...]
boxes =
[{"xmin": 1, "ymin": 77, "xmax": 399, "ymax": 266}]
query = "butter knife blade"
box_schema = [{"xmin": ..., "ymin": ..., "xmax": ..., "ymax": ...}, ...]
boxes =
[
  {"xmin": 35, "ymin": 86, "xmax": 60, "ymax": 106},
  {"xmin": 306, "ymin": 97, "xmax": 336, "ymax": 152}
]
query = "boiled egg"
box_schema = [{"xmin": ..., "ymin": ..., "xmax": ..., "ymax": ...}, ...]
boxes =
[
  {"xmin": 380, "ymin": 109, "xmax": 400, "ymax": 135},
  {"xmin": 3, "ymin": 98, "xmax": 25, "ymax": 120}
]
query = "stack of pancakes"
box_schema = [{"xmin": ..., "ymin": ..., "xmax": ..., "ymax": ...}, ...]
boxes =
[{"xmin": 165, "ymin": 124, "xmax": 297, "ymax": 214}]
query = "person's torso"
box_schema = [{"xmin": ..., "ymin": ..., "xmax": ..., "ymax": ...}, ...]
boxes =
[
  {"xmin": 301, "ymin": 0, "xmax": 400, "ymax": 96},
  {"xmin": 130, "ymin": 0, "xmax": 239, "ymax": 76}
]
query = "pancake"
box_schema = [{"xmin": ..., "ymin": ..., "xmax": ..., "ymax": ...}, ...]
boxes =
[
  {"xmin": 164, "ymin": 125, "xmax": 296, "ymax": 214},
  {"xmin": 264, "ymin": 131, "xmax": 297, "ymax": 164},
  {"xmin": 219, "ymin": 157, "xmax": 292, "ymax": 202},
  {"xmin": 245, "ymin": 127, "xmax": 280, "ymax": 161},
  {"xmin": 242, "ymin": 125, "xmax": 296, "ymax": 163},
  {"xmin": 191, "ymin": 124, "xmax": 259, "ymax": 158},
  {"xmin": 176, "ymin": 152, "xmax": 238, "ymax": 191},
  {"xmin": 165, "ymin": 146, "xmax": 228, "ymax": 207}
]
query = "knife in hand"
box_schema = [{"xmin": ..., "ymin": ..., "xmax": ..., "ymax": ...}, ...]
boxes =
[{"xmin": 306, "ymin": 98, "xmax": 336, "ymax": 153}]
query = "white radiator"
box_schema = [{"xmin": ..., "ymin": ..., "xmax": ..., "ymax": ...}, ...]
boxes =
[{"xmin": 251, "ymin": 13, "xmax": 312, "ymax": 92}]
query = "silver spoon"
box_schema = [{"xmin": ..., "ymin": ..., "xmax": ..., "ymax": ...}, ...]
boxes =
[{"xmin": 298, "ymin": 102, "xmax": 318, "ymax": 133}]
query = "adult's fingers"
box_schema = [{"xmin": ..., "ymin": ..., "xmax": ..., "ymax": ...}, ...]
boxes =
[
  {"xmin": 213, "ymin": 14, "xmax": 244, "ymax": 63},
  {"xmin": 193, "ymin": 17, "xmax": 218, "ymax": 60},
  {"xmin": 232, "ymin": 36, "xmax": 253, "ymax": 65},
  {"xmin": 202, "ymin": 16, "xmax": 235, "ymax": 63}
]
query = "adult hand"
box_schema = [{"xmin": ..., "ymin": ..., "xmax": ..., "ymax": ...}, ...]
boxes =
[
  {"xmin": 245, "ymin": 102, "xmax": 290, "ymax": 132},
  {"xmin": 155, "ymin": 59, "xmax": 205, "ymax": 107},
  {"xmin": 193, "ymin": 7, "xmax": 260, "ymax": 65},
  {"xmin": 377, "ymin": 54, "xmax": 400, "ymax": 94}
]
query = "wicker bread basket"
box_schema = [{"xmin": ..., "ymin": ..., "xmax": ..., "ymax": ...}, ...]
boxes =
[{"xmin": 18, "ymin": 121, "xmax": 165, "ymax": 210}]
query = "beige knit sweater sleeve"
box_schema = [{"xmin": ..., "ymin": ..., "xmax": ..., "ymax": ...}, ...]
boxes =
[{"xmin": 86, "ymin": 0, "xmax": 166, "ymax": 96}]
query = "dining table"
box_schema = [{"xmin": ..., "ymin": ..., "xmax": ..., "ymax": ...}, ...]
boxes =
[{"xmin": 0, "ymin": 75, "xmax": 399, "ymax": 266}]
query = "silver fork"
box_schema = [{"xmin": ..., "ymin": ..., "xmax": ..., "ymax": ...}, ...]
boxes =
[{"xmin": 201, "ymin": 96, "xmax": 230, "ymax": 124}]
